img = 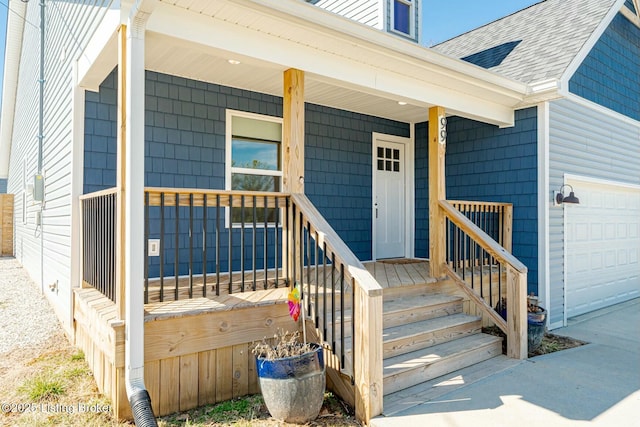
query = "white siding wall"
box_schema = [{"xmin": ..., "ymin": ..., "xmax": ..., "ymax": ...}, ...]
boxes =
[
  {"xmin": 313, "ymin": 0, "xmax": 382, "ymax": 29},
  {"xmin": 548, "ymin": 98, "xmax": 640, "ymax": 326},
  {"xmin": 6, "ymin": 0, "xmax": 115, "ymax": 334}
]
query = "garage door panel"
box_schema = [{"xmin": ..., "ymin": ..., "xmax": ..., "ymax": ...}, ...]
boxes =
[{"xmin": 566, "ymin": 180, "xmax": 640, "ymax": 318}]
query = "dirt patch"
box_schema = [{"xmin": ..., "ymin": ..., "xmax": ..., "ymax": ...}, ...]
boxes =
[
  {"xmin": 528, "ymin": 332, "xmax": 588, "ymax": 357},
  {"xmin": 0, "ymin": 332, "xmax": 359, "ymax": 427},
  {"xmin": 158, "ymin": 393, "xmax": 361, "ymax": 426},
  {"xmin": 483, "ymin": 326, "xmax": 587, "ymax": 357}
]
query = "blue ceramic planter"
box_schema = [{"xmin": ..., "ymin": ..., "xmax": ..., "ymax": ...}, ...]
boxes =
[{"xmin": 256, "ymin": 343, "xmax": 325, "ymax": 423}]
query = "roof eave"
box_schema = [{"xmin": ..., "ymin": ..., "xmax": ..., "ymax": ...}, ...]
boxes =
[
  {"xmin": 0, "ymin": 1, "xmax": 28, "ymax": 179},
  {"xmin": 247, "ymin": 0, "xmax": 529, "ymax": 98}
]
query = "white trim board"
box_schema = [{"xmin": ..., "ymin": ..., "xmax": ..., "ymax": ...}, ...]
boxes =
[{"xmin": 537, "ymin": 102, "xmax": 551, "ymax": 323}]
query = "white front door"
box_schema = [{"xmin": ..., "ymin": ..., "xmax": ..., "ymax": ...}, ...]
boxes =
[{"xmin": 374, "ymin": 139, "xmax": 406, "ymax": 259}]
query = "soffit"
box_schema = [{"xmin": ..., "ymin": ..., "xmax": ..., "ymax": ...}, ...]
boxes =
[{"xmin": 142, "ymin": 0, "xmax": 528, "ymax": 125}]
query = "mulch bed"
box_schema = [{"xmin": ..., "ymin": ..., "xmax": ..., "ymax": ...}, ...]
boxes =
[{"xmin": 483, "ymin": 326, "xmax": 587, "ymax": 358}]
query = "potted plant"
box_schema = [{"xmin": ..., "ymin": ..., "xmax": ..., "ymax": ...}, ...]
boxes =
[
  {"xmin": 252, "ymin": 283, "xmax": 326, "ymax": 423},
  {"xmin": 527, "ymin": 293, "xmax": 547, "ymax": 351},
  {"xmin": 495, "ymin": 293, "xmax": 547, "ymax": 352}
]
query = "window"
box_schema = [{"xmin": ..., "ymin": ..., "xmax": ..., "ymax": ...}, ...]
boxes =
[
  {"xmin": 392, "ymin": 0, "xmax": 414, "ymax": 36},
  {"xmin": 226, "ymin": 110, "xmax": 283, "ymax": 225},
  {"xmin": 377, "ymin": 147, "xmax": 401, "ymax": 173}
]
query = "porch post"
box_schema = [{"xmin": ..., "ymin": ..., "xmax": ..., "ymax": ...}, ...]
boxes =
[
  {"xmin": 282, "ymin": 68, "xmax": 305, "ymax": 286},
  {"xmin": 283, "ymin": 68, "xmax": 305, "ymax": 195},
  {"xmin": 428, "ymin": 106, "xmax": 447, "ymax": 278}
]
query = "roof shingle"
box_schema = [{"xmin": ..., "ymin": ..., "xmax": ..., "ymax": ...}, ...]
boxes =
[{"xmin": 432, "ymin": 0, "xmax": 618, "ymax": 84}]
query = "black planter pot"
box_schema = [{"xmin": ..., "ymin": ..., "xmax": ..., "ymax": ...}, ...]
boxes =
[{"xmin": 256, "ymin": 343, "xmax": 325, "ymax": 423}]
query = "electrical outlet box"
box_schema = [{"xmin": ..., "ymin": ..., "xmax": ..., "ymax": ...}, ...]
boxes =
[
  {"xmin": 148, "ymin": 239, "xmax": 160, "ymax": 256},
  {"xmin": 33, "ymin": 174, "xmax": 44, "ymax": 202}
]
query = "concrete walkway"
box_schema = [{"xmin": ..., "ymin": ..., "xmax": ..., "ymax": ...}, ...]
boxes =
[{"xmin": 372, "ymin": 298, "xmax": 640, "ymax": 427}]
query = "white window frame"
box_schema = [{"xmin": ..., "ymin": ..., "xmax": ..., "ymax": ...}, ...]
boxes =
[
  {"xmin": 225, "ymin": 109, "xmax": 283, "ymax": 228},
  {"xmin": 390, "ymin": 0, "xmax": 415, "ymax": 38}
]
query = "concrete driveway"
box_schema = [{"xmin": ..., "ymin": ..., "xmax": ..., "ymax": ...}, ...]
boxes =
[{"xmin": 372, "ymin": 298, "xmax": 640, "ymax": 427}]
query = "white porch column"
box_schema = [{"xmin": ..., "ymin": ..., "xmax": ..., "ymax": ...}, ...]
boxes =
[{"xmin": 124, "ymin": 2, "xmax": 153, "ymax": 398}]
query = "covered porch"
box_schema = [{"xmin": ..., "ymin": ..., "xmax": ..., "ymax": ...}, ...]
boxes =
[
  {"xmin": 72, "ymin": 0, "xmax": 530, "ymax": 424},
  {"xmin": 76, "ymin": 185, "xmax": 526, "ymax": 422}
]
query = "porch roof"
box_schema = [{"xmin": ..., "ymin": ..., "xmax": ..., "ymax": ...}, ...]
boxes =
[{"xmin": 75, "ymin": 0, "xmax": 537, "ymax": 128}]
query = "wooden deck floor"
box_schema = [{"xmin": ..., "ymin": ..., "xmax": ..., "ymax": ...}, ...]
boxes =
[
  {"xmin": 144, "ymin": 259, "xmax": 436, "ymax": 320},
  {"xmin": 364, "ymin": 259, "xmax": 434, "ymax": 289}
]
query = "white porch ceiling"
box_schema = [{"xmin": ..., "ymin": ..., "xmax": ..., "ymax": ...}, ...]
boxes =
[{"xmin": 80, "ymin": 0, "xmax": 532, "ymax": 126}]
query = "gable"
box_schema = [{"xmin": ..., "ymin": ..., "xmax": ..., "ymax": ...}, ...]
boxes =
[
  {"xmin": 569, "ymin": 12, "xmax": 640, "ymax": 121},
  {"xmin": 433, "ymin": 0, "xmax": 617, "ymax": 85}
]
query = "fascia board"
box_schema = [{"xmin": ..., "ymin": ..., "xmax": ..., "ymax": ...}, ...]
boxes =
[{"xmin": 0, "ymin": 1, "xmax": 28, "ymax": 178}]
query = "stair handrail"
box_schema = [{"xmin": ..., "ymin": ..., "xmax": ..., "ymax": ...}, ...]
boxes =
[
  {"xmin": 439, "ymin": 200, "xmax": 528, "ymax": 359},
  {"xmin": 447, "ymin": 199, "xmax": 513, "ymax": 253},
  {"xmin": 290, "ymin": 193, "xmax": 383, "ymax": 423}
]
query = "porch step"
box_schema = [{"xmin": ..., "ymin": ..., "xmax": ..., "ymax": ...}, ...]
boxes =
[
  {"xmin": 383, "ymin": 313, "xmax": 481, "ymax": 358},
  {"xmin": 382, "ymin": 354, "xmax": 521, "ymax": 416},
  {"xmin": 314, "ymin": 292, "xmax": 464, "ymax": 345},
  {"xmin": 382, "ymin": 333, "xmax": 503, "ymax": 396},
  {"xmin": 382, "ymin": 292, "xmax": 463, "ymax": 328}
]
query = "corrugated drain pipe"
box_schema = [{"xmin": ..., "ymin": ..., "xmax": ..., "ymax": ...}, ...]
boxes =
[{"xmin": 125, "ymin": 1, "xmax": 157, "ymax": 425}]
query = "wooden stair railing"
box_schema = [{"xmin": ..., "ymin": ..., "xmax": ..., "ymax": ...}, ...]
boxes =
[
  {"xmin": 289, "ymin": 194, "xmax": 384, "ymax": 424},
  {"xmin": 448, "ymin": 200, "xmax": 513, "ymax": 253},
  {"xmin": 439, "ymin": 200, "xmax": 527, "ymax": 359}
]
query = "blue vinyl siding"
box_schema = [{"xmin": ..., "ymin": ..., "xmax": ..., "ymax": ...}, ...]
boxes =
[
  {"xmin": 305, "ymin": 104, "xmax": 410, "ymax": 260},
  {"xmin": 0, "ymin": 179, "xmax": 7, "ymax": 193},
  {"xmin": 415, "ymin": 108, "xmax": 539, "ymax": 294},
  {"xmin": 414, "ymin": 121, "xmax": 429, "ymax": 259},
  {"xmin": 624, "ymin": 0, "xmax": 636, "ymax": 14},
  {"xmin": 569, "ymin": 13, "xmax": 640, "ymax": 121},
  {"xmin": 84, "ymin": 69, "xmax": 408, "ymax": 273}
]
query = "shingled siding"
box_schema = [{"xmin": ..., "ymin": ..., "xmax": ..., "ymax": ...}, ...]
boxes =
[
  {"xmin": 569, "ymin": 13, "xmax": 640, "ymax": 121},
  {"xmin": 415, "ymin": 108, "xmax": 538, "ymax": 294},
  {"xmin": 84, "ymin": 69, "xmax": 409, "ymax": 274},
  {"xmin": 305, "ymin": 105, "xmax": 410, "ymax": 260}
]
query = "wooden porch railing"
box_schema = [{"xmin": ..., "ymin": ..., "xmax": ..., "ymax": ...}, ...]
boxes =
[
  {"xmin": 439, "ymin": 200, "xmax": 527, "ymax": 359},
  {"xmin": 143, "ymin": 187, "xmax": 289, "ymax": 302},
  {"xmin": 79, "ymin": 188, "xmax": 117, "ymax": 302},
  {"xmin": 449, "ymin": 200, "xmax": 513, "ymax": 253},
  {"xmin": 78, "ymin": 186, "xmax": 386, "ymax": 422},
  {"xmin": 289, "ymin": 194, "xmax": 383, "ymax": 422}
]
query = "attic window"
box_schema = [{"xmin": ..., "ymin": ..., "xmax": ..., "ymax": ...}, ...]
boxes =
[{"xmin": 392, "ymin": 0, "xmax": 414, "ymax": 36}]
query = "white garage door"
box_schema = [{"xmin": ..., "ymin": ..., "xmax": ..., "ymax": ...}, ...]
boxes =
[{"xmin": 565, "ymin": 179, "xmax": 640, "ymax": 318}]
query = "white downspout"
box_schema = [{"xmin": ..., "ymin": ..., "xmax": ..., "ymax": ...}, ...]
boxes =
[{"xmin": 124, "ymin": 1, "xmax": 157, "ymax": 425}]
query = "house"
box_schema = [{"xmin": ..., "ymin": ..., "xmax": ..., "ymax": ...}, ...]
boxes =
[{"xmin": 0, "ymin": 0, "xmax": 637, "ymax": 423}]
